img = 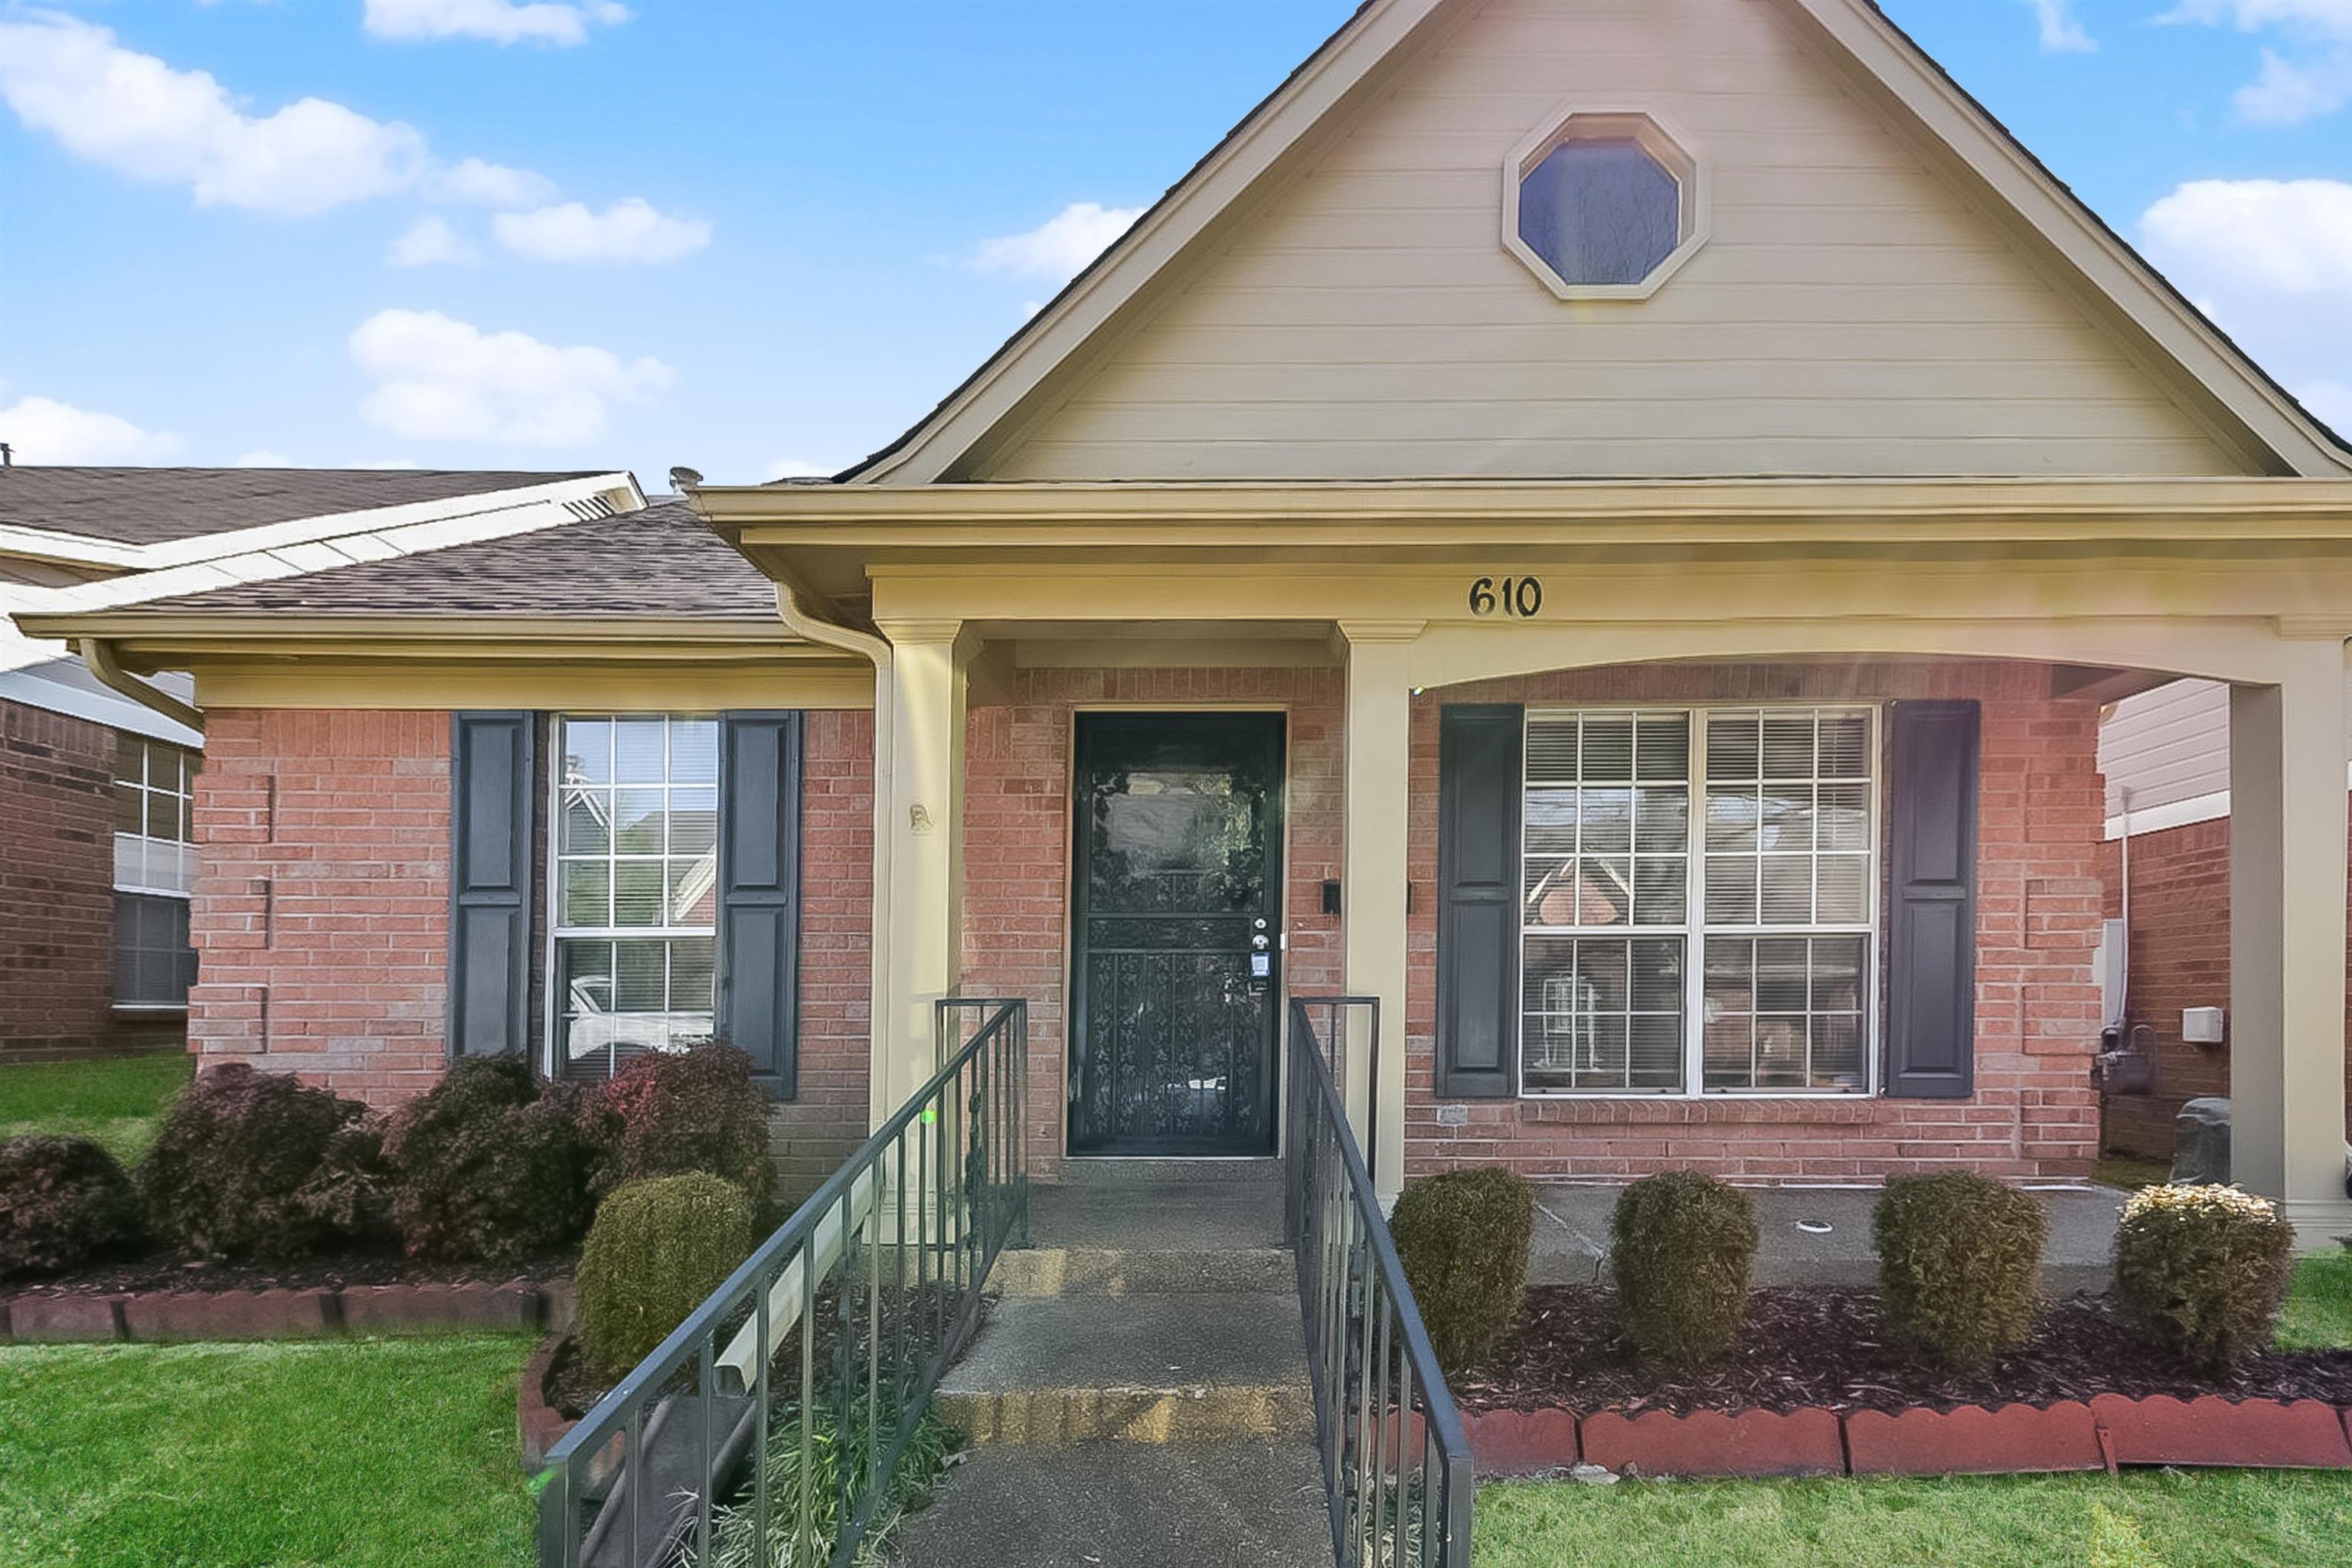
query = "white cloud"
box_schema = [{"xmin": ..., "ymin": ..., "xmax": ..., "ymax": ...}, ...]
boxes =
[
  {"xmin": 2141, "ymin": 179, "xmax": 2352, "ymax": 439},
  {"xmin": 2165, "ymin": 0, "xmax": 2352, "ymax": 122},
  {"xmin": 427, "ymin": 156, "xmax": 557, "ymax": 207},
  {"xmin": 970, "ymin": 202, "xmax": 1144, "ymax": 281},
  {"xmin": 0, "ymin": 395, "xmax": 180, "ymax": 463},
  {"xmin": 388, "ymin": 215, "xmax": 479, "ymax": 266},
  {"xmin": 766, "ymin": 457, "xmax": 835, "ymax": 481},
  {"xmin": 2023, "ymin": 0, "xmax": 2097, "ymax": 52},
  {"xmin": 348, "ymin": 308, "xmax": 675, "ymax": 446},
  {"xmin": 491, "ymin": 198, "xmax": 711, "ymax": 264},
  {"xmin": 0, "ymin": 15, "xmax": 427, "ymax": 216},
  {"xmin": 234, "ymin": 449, "xmax": 296, "ymax": 468},
  {"xmin": 362, "ymin": 0, "xmax": 629, "ymax": 47}
]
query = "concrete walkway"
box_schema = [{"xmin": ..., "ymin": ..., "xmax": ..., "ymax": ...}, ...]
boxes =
[{"xmin": 1528, "ymin": 1183, "xmax": 2127, "ymax": 1295}]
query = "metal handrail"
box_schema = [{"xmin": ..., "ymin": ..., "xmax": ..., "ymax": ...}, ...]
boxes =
[
  {"xmin": 1286, "ymin": 996, "xmax": 1474, "ymax": 1568},
  {"xmin": 537, "ymin": 998, "xmax": 1029, "ymax": 1568}
]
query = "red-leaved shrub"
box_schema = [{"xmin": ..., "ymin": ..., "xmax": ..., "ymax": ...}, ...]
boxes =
[
  {"xmin": 1, "ymin": 1135, "xmax": 143, "ymax": 1278},
  {"xmin": 583, "ymin": 1045, "xmax": 777, "ymax": 1217},
  {"xmin": 139, "ymin": 1064, "xmax": 369, "ymax": 1258},
  {"xmin": 383, "ymin": 1055, "xmax": 593, "ymax": 1263}
]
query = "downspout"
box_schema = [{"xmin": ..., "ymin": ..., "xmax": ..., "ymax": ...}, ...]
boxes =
[
  {"xmin": 771, "ymin": 582, "xmax": 899, "ymax": 1129},
  {"xmin": 76, "ymin": 637, "xmax": 203, "ymax": 735}
]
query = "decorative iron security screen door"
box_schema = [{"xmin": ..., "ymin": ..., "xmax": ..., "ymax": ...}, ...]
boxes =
[{"xmin": 1069, "ymin": 713, "xmax": 1285, "ymax": 1155}]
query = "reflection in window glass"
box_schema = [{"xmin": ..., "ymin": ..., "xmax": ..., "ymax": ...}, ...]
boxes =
[
  {"xmin": 1517, "ymin": 136, "xmax": 1681, "ymax": 287},
  {"xmin": 552, "ymin": 715, "xmax": 719, "ymax": 1081}
]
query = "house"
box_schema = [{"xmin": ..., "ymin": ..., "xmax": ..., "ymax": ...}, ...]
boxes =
[
  {"xmin": 2094, "ymin": 676, "xmax": 2352, "ymax": 1165},
  {"xmin": 1, "ymin": 464, "xmax": 643, "ymax": 1060},
  {"xmin": 16, "ymin": 0, "xmax": 2351, "ymax": 1246}
]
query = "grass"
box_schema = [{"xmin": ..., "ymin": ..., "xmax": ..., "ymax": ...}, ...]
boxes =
[
  {"xmin": 0, "ymin": 1334, "xmax": 538, "ymax": 1568},
  {"xmin": 2092, "ymin": 1152, "xmax": 2173, "ymax": 1191},
  {"xmin": 1476, "ymin": 1248, "xmax": 2352, "ymax": 1567},
  {"xmin": 0, "ymin": 1051, "xmax": 191, "ymax": 1165}
]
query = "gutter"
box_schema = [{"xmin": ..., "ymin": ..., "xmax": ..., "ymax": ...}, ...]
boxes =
[{"xmin": 76, "ymin": 637, "xmax": 203, "ymax": 735}]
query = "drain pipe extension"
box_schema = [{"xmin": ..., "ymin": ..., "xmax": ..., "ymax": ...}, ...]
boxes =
[
  {"xmin": 76, "ymin": 637, "xmax": 204, "ymax": 735},
  {"xmin": 771, "ymin": 582, "xmax": 898, "ymax": 1128}
]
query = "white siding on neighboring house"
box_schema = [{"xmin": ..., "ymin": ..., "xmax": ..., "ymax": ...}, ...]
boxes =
[
  {"xmin": 2102, "ymin": 676, "xmax": 2352, "ymax": 837},
  {"xmin": 974, "ymin": 0, "xmax": 2250, "ymax": 482}
]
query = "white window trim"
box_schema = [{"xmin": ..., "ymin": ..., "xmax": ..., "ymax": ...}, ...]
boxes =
[
  {"xmin": 1501, "ymin": 103, "xmax": 1710, "ymax": 302},
  {"xmin": 113, "ymin": 737, "xmax": 198, "ymax": 900},
  {"xmin": 541, "ymin": 713, "xmax": 721, "ymax": 1080},
  {"xmin": 1516, "ymin": 702, "xmax": 1882, "ymax": 1101}
]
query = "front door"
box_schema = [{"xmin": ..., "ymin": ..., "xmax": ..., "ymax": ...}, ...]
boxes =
[{"xmin": 1068, "ymin": 713, "xmax": 1284, "ymax": 1156}]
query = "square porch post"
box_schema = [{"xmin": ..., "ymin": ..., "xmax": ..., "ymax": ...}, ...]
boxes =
[
  {"xmin": 2229, "ymin": 632, "xmax": 2352, "ymax": 1248},
  {"xmin": 874, "ymin": 619, "xmax": 969, "ymax": 1123},
  {"xmin": 1341, "ymin": 621, "xmax": 1424, "ymax": 1202}
]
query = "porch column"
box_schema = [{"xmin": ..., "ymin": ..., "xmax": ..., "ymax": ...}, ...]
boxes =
[
  {"xmin": 874, "ymin": 619, "xmax": 968, "ymax": 1123},
  {"xmin": 2229, "ymin": 632, "xmax": 2352, "ymax": 1248},
  {"xmin": 1340, "ymin": 621, "xmax": 1423, "ymax": 1202}
]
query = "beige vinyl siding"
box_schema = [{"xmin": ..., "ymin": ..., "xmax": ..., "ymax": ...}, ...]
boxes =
[
  {"xmin": 2102, "ymin": 678, "xmax": 2352, "ymax": 828},
  {"xmin": 974, "ymin": 0, "xmax": 2245, "ymax": 482}
]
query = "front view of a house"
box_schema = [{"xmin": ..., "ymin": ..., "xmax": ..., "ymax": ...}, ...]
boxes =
[{"xmin": 24, "ymin": 0, "xmax": 2352, "ymax": 1246}]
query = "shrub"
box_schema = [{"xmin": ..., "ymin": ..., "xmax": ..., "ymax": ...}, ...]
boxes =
[
  {"xmin": 1873, "ymin": 1172, "xmax": 2048, "ymax": 1364},
  {"xmin": 139, "ymin": 1063, "xmax": 367, "ymax": 1258},
  {"xmin": 1610, "ymin": 1171, "xmax": 1757, "ymax": 1370},
  {"xmin": 2113, "ymin": 1183, "xmax": 2298, "ymax": 1372},
  {"xmin": 0, "ymin": 1135, "xmax": 143, "ymax": 1279},
  {"xmin": 1389, "ymin": 1167, "xmax": 1536, "ymax": 1374},
  {"xmin": 577, "ymin": 1173, "xmax": 756, "ymax": 1383},
  {"xmin": 583, "ymin": 1045, "xmax": 777, "ymax": 1216},
  {"xmin": 384, "ymin": 1056, "xmax": 593, "ymax": 1265},
  {"xmin": 294, "ymin": 1116, "xmax": 394, "ymax": 1243}
]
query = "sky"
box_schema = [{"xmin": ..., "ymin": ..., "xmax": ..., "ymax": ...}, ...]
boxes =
[{"xmin": 0, "ymin": 0, "xmax": 2346, "ymax": 487}]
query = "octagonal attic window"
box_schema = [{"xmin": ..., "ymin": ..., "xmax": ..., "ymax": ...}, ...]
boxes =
[{"xmin": 1504, "ymin": 110, "xmax": 1704, "ymax": 300}]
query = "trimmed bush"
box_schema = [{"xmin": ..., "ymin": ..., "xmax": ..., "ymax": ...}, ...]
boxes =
[
  {"xmin": 2113, "ymin": 1182, "xmax": 2298, "ymax": 1372},
  {"xmin": 0, "ymin": 1135, "xmax": 143, "ymax": 1279},
  {"xmin": 1390, "ymin": 1167, "xmax": 1536, "ymax": 1374},
  {"xmin": 1873, "ymin": 1172, "xmax": 2048, "ymax": 1364},
  {"xmin": 384, "ymin": 1056, "xmax": 593, "ymax": 1264},
  {"xmin": 139, "ymin": 1063, "xmax": 368, "ymax": 1258},
  {"xmin": 294, "ymin": 1116, "xmax": 394, "ymax": 1243},
  {"xmin": 577, "ymin": 1173, "xmax": 756, "ymax": 1383},
  {"xmin": 583, "ymin": 1045, "xmax": 777, "ymax": 1216},
  {"xmin": 1610, "ymin": 1171, "xmax": 1757, "ymax": 1370}
]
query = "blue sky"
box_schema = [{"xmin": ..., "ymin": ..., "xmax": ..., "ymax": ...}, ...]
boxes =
[{"xmin": 0, "ymin": 0, "xmax": 2346, "ymax": 485}]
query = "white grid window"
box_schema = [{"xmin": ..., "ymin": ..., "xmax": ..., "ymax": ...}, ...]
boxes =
[
  {"xmin": 1519, "ymin": 707, "xmax": 1877, "ymax": 1097},
  {"xmin": 113, "ymin": 735, "xmax": 197, "ymax": 896},
  {"xmin": 550, "ymin": 716, "xmax": 719, "ymax": 1081}
]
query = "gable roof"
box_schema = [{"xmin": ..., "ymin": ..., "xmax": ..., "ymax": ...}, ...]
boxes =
[
  {"xmin": 842, "ymin": 0, "xmax": 2350, "ymax": 486},
  {"xmin": 0, "ymin": 466, "xmax": 606, "ymax": 547}
]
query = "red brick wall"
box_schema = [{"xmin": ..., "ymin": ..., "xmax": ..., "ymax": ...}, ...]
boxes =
[
  {"xmin": 1404, "ymin": 662, "xmax": 2105, "ymax": 1184},
  {"xmin": 189, "ymin": 707, "xmax": 877, "ymax": 1163},
  {"xmin": 2097, "ymin": 805, "xmax": 2352, "ymax": 1161},
  {"xmin": 959, "ymin": 668, "xmax": 1347, "ymax": 1179},
  {"xmin": 0, "ymin": 697, "xmax": 122, "ymax": 1058}
]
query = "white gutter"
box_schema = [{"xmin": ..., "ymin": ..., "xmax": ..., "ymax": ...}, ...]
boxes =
[{"xmin": 77, "ymin": 636, "xmax": 203, "ymax": 734}]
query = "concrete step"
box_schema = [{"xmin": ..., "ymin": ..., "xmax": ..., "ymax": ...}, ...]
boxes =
[
  {"xmin": 995, "ymin": 1243, "xmax": 1293, "ymax": 1296},
  {"xmin": 1006, "ymin": 1179, "xmax": 1295, "ymax": 1297},
  {"xmin": 1056, "ymin": 1157, "xmax": 1284, "ymax": 1187},
  {"xmin": 936, "ymin": 1292, "xmax": 1313, "ymax": 1445},
  {"xmin": 894, "ymin": 1438, "xmax": 1335, "ymax": 1568}
]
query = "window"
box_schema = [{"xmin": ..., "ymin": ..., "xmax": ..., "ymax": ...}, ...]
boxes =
[
  {"xmin": 1503, "ymin": 109, "xmax": 1704, "ymax": 300},
  {"xmin": 112, "ymin": 735, "xmax": 196, "ymax": 1009},
  {"xmin": 550, "ymin": 715, "xmax": 719, "ymax": 1080},
  {"xmin": 115, "ymin": 893, "xmax": 194, "ymax": 1008},
  {"xmin": 1520, "ymin": 707, "xmax": 1877, "ymax": 1096}
]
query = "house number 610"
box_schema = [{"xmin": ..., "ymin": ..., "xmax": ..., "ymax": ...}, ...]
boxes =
[{"xmin": 1468, "ymin": 576, "xmax": 1544, "ymax": 619}]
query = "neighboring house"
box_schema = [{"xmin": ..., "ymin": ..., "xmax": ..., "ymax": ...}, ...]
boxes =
[
  {"xmin": 2094, "ymin": 678, "xmax": 2352, "ymax": 1161},
  {"xmin": 1, "ymin": 465, "xmax": 644, "ymax": 1060},
  {"xmin": 18, "ymin": 0, "xmax": 2352, "ymax": 1243}
]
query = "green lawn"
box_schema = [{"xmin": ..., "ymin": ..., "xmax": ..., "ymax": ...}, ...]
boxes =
[
  {"xmin": 0, "ymin": 1335, "xmax": 537, "ymax": 1568},
  {"xmin": 2278, "ymin": 1249, "xmax": 2352, "ymax": 1350},
  {"xmin": 0, "ymin": 1052, "xmax": 190, "ymax": 1165}
]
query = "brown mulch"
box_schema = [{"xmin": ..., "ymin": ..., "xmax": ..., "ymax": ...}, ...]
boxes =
[
  {"xmin": 3, "ymin": 1246, "xmax": 576, "ymax": 1298},
  {"xmin": 1452, "ymin": 1286, "xmax": 2352, "ymax": 1418}
]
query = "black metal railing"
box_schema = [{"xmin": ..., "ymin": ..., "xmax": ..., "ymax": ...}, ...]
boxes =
[
  {"xmin": 1285, "ymin": 997, "xmax": 1474, "ymax": 1568},
  {"xmin": 537, "ymin": 998, "xmax": 1029, "ymax": 1568}
]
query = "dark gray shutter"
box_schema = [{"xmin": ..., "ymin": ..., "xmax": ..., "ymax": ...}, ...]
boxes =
[
  {"xmin": 1436, "ymin": 704, "xmax": 1523, "ymax": 1099},
  {"xmin": 1887, "ymin": 700, "xmax": 1980, "ymax": 1099},
  {"xmin": 718, "ymin": 711, "xmax": 803, "ymax": 1097},
  {"xmin": 448, "ymin": 711, "xmax": 532, "ymax": 1057}
]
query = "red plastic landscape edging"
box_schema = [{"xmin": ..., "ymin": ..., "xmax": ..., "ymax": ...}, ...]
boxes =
[
  {"xmin": 1457, "ymin": 1396, "xmax": 2352, "ymax": 1479},
  {"xmin": 0, "ymin": 1278, "xmax": 573, "ymax": 1344}
]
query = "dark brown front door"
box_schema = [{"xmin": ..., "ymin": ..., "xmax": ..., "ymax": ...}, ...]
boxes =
[{"xmin": 1067, "ymin": 713, "xmax": 1284, "ymax": 1156}]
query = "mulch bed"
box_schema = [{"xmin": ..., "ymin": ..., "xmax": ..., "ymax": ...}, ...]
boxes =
[
  {"xmin": 1454, "ymin": 1286, "xmax": 2352, "ymax": 1418},
  {"xmin": 5, "ymin": 1246, "xmax": 576, "ymax": 1298}
]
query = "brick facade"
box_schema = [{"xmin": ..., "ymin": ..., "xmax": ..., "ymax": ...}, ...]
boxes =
[
  {"xmin": 1404, "ymin": 662, "xmax": 2106, "ymax": 1184},
  {"xmin": 958, "ymin": 668, "xmax": 1346, "ymax": 1181},
  {"xmin": 185, "ymin": 707, "xmax": 875, "ymax": 1175},
  {"xmin": 1, "ymin": 697, "xmax": 121, "ymax": 1058},
  {"xmin": 2096, "ymin": 807, "xmax": 2352, "ymax": 1161}
]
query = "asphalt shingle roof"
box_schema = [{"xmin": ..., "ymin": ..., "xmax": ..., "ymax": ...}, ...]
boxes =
[
  {"xmin": 106, "ymin": 499, "xmax": 777, "ymax": 621},
  {"xmin": 0, "ymin": 466, "xmax": 604, "ymax": 547}
]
